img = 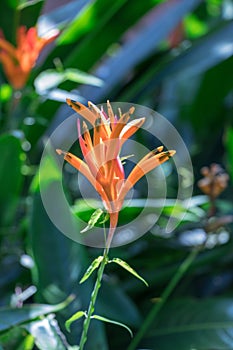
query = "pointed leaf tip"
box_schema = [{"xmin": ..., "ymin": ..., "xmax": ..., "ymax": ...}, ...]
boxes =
[
  {"xmin": 65, "ymin": 310, "xmax": 86, "ymax": 332},
  {"xmin": 91, "ymin": 314, "xmax": 133, "ymax": 338},
  {"xmin": 109, "ymin": 258, "xmax": 148, "ymax": 287}
]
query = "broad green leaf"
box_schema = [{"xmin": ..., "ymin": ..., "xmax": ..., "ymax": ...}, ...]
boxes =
[
  {"xmin": 18, "ymin": 0, "xmax": 44, "ymax": 28},
  {"xmin": 24, "ymin": 316, "xmax": 67, "ymax": 350},
  {"xmin": 0, "ymin": 134, "xmax": 23, "ymax": 226},
  {"xmin": 34, "ymin": 68, "xmax": 103, "ymax": 95},
  {"xmin": 77, "ymin": 0, "xmax": 201, "ymax": 101},
  {"xmin": 63, "ymin": 0, "xmax": 154, "ymax": 69},
  {"xmin": 65, "ymin": 311, "xmax": 86, "ymax": 332},
  {"xmin": 142, "ymin": 298, "xmax": 233, "ymax": 350},
  {"xmin": 109, "ymin": 258, "xmax": 148, "ymax": 287},
  {"xmin": 225, "ymin": 127, "xmax": 233, "ymax": 181},
  {"xmin": 97, "ymin": 281, "xmax": 141, "ymax": 327},
  {"xmin": 30, "ymin": 146, "xmax": 61, "ymax": 193},
  {"xmin": 18, "ymin": 0, "xmax": 43, "ymax": 10},
  {"xmin": 0, "ymin": 327, "xmax": 33, "ymax": 350},
  {"xmin": 65, "ymin": 68, "xmax": 103, "ymax": 86},
  {"xmin": 38, "ymin": 0, "xmax": 91, "ymax": 36},
  {"xmin": 79, "ymin": 256, "xmax": 104, "ymax": 284},
  {"xmin": 92, "ymin": 314, "xmax": 133, "ymax": 338},
  {"xmin": 120, "ymin": 22, "xmax": 233, "ymax": 103},
  {"xmin": 0, "ymin": 1, "xmax": 17, "ymax": 41},
  {"xmin": 0, "ymin": 298, "xmax": 71, "ymax": 333}
]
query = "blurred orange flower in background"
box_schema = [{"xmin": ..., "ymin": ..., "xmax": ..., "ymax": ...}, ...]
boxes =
[{"xmin": 0, "ymin": 26, "xmax": 58, "ymax": 89}]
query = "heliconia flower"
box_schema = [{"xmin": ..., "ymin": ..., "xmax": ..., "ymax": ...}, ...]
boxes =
[
  {"xmin": 0, "ymin": 26, "xmax": 59, "ymax": 89},
  {"xmin": 56, "ymin": 99, "xmax": 176, "ymax": 247}
]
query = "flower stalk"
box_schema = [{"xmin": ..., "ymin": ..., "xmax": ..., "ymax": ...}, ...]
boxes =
[
  {"xmin": 79, "ymin": 247, "xmax": 109, "ymax": 350},
  {"xmin": 57, "ymin": 100, "xmax": 176, "ymax": 349}
]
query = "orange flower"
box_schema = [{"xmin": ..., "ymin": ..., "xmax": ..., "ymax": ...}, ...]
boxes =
[
  {"xmin": 0, "ymin": 26, "xmax": 58, "ymax": 89},
  {"xmin": 57, "ymin": 99, "xmax": 176, "ymax": 247}
]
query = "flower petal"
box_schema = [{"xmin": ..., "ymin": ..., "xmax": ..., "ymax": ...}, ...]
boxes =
[
  {"xmin": 88, "ymin": 101, "xmax": 111, "ymax": 137},
  {"xmin": 120, "ymin": 117, "xmax": 145, "ymax": 147},
  {"xmin": 66, "ymin": 99, "xmax": 98, "ymax": 126},
  {"xmin": 119, "ymin": 149, "xmax": 176, "ymax": 200},
  {"xmin": 0, "ymin": 38, "xmax": 17, "ymax": 57},
  {"xmin": 56, "ymin": 149, "xmax": 109, "ymax": 204}
]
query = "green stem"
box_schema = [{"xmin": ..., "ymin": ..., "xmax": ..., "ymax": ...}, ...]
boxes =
[
  {"xmin": 127, "ymin": 247, "xmax": 199, "ymax": 350},
  {"xmin": 79, "ymin": 247, "xmax": 109, "ymax": 350}
]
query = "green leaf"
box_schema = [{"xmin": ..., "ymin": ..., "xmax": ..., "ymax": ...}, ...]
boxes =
[
  {"xmin": 0, "ymin": 298, "xmax": 71, "ymax": 333},
  {"xmin": 109, "ymin": 258, "xmax": 148, "ymax": 287},
  {"xmin": 65, "ymin": 68, "xmax": 103, "ymax": 86},
  {"xmin": 184, "ymin": 14, "xmax": 208, "ymax": 39},
  {"xmin": 65, "ymin": 311, "xmax": 86, "ymax": 332},
  {"xmin": 142, "ymin": 298, "xmax": 233, "ymax": 350},
  {"xmin": 34, "ymin": 68, "xmax": 103, "ymax": 95},
  {"xmin": 30, "ymin": 146, "xmax": 61, "ymax": 193},
  {"xmin": 79, "ymin": 256, "xmax": 104, "ymax": 284},
  {"xmin": 24, "ymin": 316, "xmax": 67, "ymax": 350},
  {"xmin": 0, "ymin": 327, "xmax": 33, "ymax": 350},
  {"xmin": 226, "ymin": 127, "xmax": 233, "ymax": 181},
  {"xmin": 0, "ymin": 134, "xmax": 23, "ymax": 226},
  {"xmin": 91, "ymin": 314, "xmax": 133, "ymax": 338},
  {"xmin": 76, "ymin": 0, "xmax": 201, "ymax": 101},
  {"xmin": 18, "ymin": 0, "xmax": 43, "ymax": 10},
  {"xmin": 34, "ymin": 70, "xmax": 66, "ymax": 93},
  {"xmin": 0, "ymin": 84, "xmax": 12, "ymax": 102},
  {"xmin": 0, "ymin": 1, "xmax": 17, "ymax": 41},
  {"xmin": 80, "ymin": 208, "xmax": 107, "ymax": 233},
  {"xmin": 97, "ymin": 280, "xmax": 141, "ymax": 328},
  {"xmin": 18, "ymin": 0, "xmax": 44, "ymax": 28}
]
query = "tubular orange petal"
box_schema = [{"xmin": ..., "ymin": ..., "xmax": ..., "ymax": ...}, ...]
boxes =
[
  {"xmin": 107, "ymin": 100, "xmax": 115, "ymax": 127},
  {"xmin": 93, "ymin": 117, "xmax": 109, "ymax": 145},
  {"xmin": 119, "ymin": 150, "xmax": 176, "ymax": 200},
  {"xmin": 16, "ymin": 26, "xmax": 27, "ymax": 48},
  {"xmin": 119, "ymin": 117, "xmax": 145, "ymax": 149},
  {"xmin": 77, "ymin": 120, "xmax": 100, "ymax": 178},
  {"xmin": 82, "ymin": 121, "xmax": 93, "ymax": 152},
  {"xmin": 88, "ymin": 101, "xmax": 111, "ymax": 137},
  {"xmin": 66, "ymin": 99, "xmax": 98, "ymax": 126},
  {"xmin": 0, "ymin": 38, "xmax": 17, "ymax": 57},
  {"xmin": 106, "ymin": 211, "xmax": 119, "ymax": 248},
  {"xmin": 120, "ymin": 117, "xmax": 145, "ymax": 141},
  {"xmin": 56, "ymin": 149, "xmax": 109, "ymax": 204},
  {"xmin": 105, "ymin": 109, "xmax": 134, "ymax": 161},
  {"xmin": 110, "ymin": 107, "xmax": 135, "ymax": 140}
]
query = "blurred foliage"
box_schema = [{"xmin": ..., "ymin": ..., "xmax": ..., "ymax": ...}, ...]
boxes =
[{"xmin": 0, "ymin": 0, "xmax": 233, "ymax": 349}]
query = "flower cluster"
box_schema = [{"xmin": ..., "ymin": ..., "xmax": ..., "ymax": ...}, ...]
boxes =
[
  {"xmin": 0, "ymin": 26, "xmax": 58, "ymax": 89},
  {"xmin": 57, "ymin": 99, "xmax": 175, "ymax": 246}
]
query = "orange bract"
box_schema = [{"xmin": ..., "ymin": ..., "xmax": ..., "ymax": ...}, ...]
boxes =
[
  {"xmin": 57, "ymin": 99, "xmax": 176, "ymax": 247},
  {"xmin": 0, "ymin": 26, "xmax": 58, "ymax": 89}
]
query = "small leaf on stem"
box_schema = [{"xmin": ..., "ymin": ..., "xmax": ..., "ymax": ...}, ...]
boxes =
[
  {"xmin": 109, "ymin": 258, "xmax": 148, "ymax": 287},
  {"xmin": 65, "ymin": 311, "xmax": 86, "ymax": 332},
  {"xmin": 91, "ymin": 314, "xmax": 133, "ymax": 338},
  {"xmin": 81, "ymin": 208, "xmax": 108, "ymax": 233},
  {"xmin": 79, "ymin": 256, "xmax": 104, "ymax": 284}
]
